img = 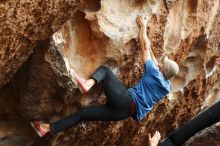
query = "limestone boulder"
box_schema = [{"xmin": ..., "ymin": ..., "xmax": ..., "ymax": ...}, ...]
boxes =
[
  {"xmin": 0, "ymin": 0, "xmax": 220, "ymax": 146},
  {"xmin": 184, "ymin": 122, "xmax": 220, "ymax": 146}
]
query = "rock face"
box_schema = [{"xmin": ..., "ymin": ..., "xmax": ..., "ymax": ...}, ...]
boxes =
[
  {"xmin": 0, "ymin": 0, "xmax": 80, "ymax": 87},
  {"xmin": 184, "ymin": 122, "xmax": 220, "ymax": 146},
  {"xmin": 0, "ymin": 0, "xmax": 220, "ymax": 146}
]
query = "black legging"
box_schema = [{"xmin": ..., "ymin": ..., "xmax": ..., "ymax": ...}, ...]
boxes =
[{"xmin": 50, "ymin": 66, "xmax": 132, "ymax": 134}]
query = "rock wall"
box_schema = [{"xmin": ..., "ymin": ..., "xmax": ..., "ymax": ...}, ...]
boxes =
[
  {"xmin": 184, "ymin": 122, "xmax": 220, "ymax": 146},
  {"xmin": 0, "ymin": 0, "xmax": 220, "ymax": 146},
  {"xmin": 0, "ymin": 0, "xmax": 80, "ymax": 87}
]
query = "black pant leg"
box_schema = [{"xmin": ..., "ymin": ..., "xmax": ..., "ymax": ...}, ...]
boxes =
[
  {"xmin": 50, "ymin": 111, "xmax": 81, "ymax": 134},
  {"xmin": 91, "ymin": 66, "xmax": 131, "ymax": 109},
  {"xmin": 50, "ymin": 105, "xmax": 130, "ymax": 134},
  {"xmin": 50, "ymin": 66, "xmax": 132, "ymax": 134}
]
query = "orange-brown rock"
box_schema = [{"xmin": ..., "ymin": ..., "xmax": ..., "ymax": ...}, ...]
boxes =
[
  {"xmin": 0, "ymin": 0, "xmax": 220, "ymax": 146},
  {"xmin": 184, "ymin": 122, "xmax": 220, "ymax": 146},
  {"xmin": 0, "ymin": 0, "xmax": 80, "ymax": 87}
]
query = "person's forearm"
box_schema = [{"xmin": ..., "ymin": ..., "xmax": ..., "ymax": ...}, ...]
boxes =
[
  {"xmin": 139, "ymin": 26, "xmax": 152, "ymax": 62},
  {"xmin": 139, "ymin": 27, "xmax": 159, "ymax": 65},
  {"xmin": 139, "ymin": 27, "xmax": 148, "ymax": 51},
  {"xmin": 150, "ymin": 49, "xmax": 159, "ymax": 66}
]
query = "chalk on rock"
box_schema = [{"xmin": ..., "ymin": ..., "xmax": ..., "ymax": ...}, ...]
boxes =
[{"xmin": 52, "ymin": 32, "xmax": 66, "ymax": 47}]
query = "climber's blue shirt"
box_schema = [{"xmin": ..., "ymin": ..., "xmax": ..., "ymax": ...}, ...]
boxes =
[{"xmin": 128, "ymin": 59, "xmax": 171, "ymax": 121}]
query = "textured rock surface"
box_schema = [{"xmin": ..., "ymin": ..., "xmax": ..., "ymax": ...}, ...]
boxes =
[
  {"xmin": 0, "ymin": 0, "xmax": 220, "ymax": 146},
  {"xmin": 0, "ymin": 0, "xmax": 80, "ymax": 87},
  {"xmin": 184, "ymin": 122, "xmax": 220, "ymax": 146}
]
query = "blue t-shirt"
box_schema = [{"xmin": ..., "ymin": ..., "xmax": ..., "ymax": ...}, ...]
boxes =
[{"xmin": 128, "ymin": 59, "xmax": 171, "ymax": 121}]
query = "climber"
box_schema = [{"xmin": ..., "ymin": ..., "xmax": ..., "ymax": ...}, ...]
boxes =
[
  {"xmin": 216, "ymin": 57, "xmax": 220, "ymax": 65},
  {"xmin": 30, "ymin": 16, "xmax": 179, "ymax": 145}
]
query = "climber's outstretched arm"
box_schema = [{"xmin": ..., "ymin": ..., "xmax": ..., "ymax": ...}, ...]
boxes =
[
  {"xmin": 136, "ymin": 16, "xmax": 151, "ymax": 62},
  {"xmin": 136, "ymin": 16, "xmax": 158, "ymax": 66}
]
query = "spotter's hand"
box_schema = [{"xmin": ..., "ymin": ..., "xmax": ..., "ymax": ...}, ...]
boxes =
[
  {"xmin": 148, "ymin": 131, "xmax": 161, "ymax": 146},
  {"xmin": 216, "ymin": 57, "xmax": 220, "ymax": 65}
]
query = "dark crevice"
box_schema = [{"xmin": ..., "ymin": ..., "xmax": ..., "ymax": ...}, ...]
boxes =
[
  {"xmin": 164, "ymin": 0, "xmax": 173, "ymax": 11},
  {"xmin": 206, "ymin": 56, "xmax": 218, "ymax": 74},
  {"xmin": 186, "ymin": 0, "xmax": 198, "ymax": 13},
  {"xmin": 193, "ymin": 34, "xmax": 208, "ymax": 54},
  {"xmin": 79, "ymin": 0, "xmax": 101, "ymax": 12}
]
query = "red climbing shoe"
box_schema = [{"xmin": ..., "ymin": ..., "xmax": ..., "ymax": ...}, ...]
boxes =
[
  {"xmin": 30, "ymin": 121, "xmax": 47, "ymax": 137},
  {"xmin": 71, "ymin": 70, "xmax": 90, "ymax": 93}
]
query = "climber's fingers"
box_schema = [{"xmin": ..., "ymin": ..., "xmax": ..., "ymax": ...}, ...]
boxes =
[{"xmin": 136, "ymin": 15, "xmax": 148, "ymax": 27}]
